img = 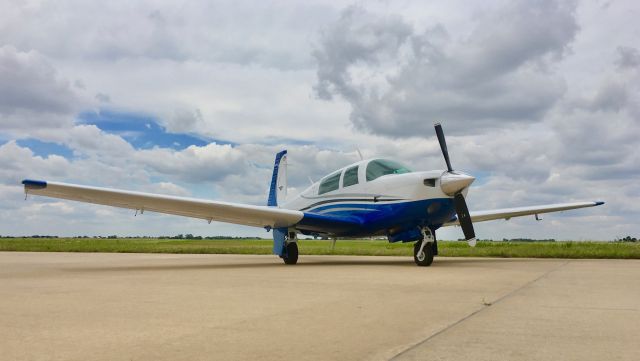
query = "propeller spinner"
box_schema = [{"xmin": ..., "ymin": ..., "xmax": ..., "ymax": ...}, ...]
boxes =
[{"xmin": 434, "ymin": 123, "xmax": 477, "ymax": 247}]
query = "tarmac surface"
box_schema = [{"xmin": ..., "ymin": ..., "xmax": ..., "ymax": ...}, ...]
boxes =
[{"xmin": 1, "ymin": 252, "xmax": 638, "ymax": 361}]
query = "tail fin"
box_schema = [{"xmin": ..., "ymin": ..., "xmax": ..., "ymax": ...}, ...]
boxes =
[{"xmin": 267, "ymin": 150, "xmax": 287, "ymax": 207}]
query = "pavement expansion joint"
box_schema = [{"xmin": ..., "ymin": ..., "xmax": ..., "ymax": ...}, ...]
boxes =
[{"xmin": 389, "ymin": 260, "xmax": 571, "ymax": 360}]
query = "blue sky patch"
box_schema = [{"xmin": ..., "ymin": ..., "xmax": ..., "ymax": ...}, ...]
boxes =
[
  {"xmin": 16, "ymin": 139, "xmax": 74, "ymax": 159},
  {"xmin": 78, "ymin": 110, "xmax": 231, "ymax": 150},
  {"xmin": 471, "ymin": 170, "xmax": 490, "ymax": 186}
]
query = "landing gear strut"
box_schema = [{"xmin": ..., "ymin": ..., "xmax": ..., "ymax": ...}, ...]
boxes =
[
  {"xmin": 281, "ymin": 231, "xmax": 299, "ymax": 265},
  {"xmin": 414, "ymin": 228, "xmax": 435, "ymax": 267}
]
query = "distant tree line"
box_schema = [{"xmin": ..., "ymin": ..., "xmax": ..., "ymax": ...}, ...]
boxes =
[
  {"xmin": 157, "ymin": 234, "xmax": 262, "ymax": 240},
  {"xmin": 616, "ymin": 236, "xmax": 638, "ymax": 242},
  {"xmin": 455, "ymin": 238, "xmax": 557, "ymax": 242},
  {"xmin": 0, "ymin": 235, "xmax": 59, "ymax": 238}
]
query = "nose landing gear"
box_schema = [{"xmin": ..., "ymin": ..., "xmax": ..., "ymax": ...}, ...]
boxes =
[
  {"xmin": 281, "ymin": 231, "xmax": 299, "ymax": 265},
  {"xmin": 414, "ymin": 228, "xmax": 436, "ymax": 267}
]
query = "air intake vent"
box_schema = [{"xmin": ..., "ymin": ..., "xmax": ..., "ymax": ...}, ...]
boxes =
[{"xmin": 423, "ymin": 178, "xmax": 436, "ymax": 187}]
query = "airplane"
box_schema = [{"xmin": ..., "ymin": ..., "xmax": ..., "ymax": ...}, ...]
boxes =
[{"xmin": 22, "ymin": 123, "xmax": 604, "ymax": 267}]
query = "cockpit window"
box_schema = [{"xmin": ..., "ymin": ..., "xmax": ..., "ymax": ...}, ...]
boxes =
[
  {"xmin": 318, "ymin": 172, "xmax": 341, "ymax": 195},
  {"xmin": 366, "ymin": 159, "xmax": 412, "ymax": 182},
  {"xmin": 343, "ymin": 166, "xmax": 359, "ymax": 187}
]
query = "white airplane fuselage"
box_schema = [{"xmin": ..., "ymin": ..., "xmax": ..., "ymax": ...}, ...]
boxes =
[{"xmin": 279, "ymin": 158, "xmax": 472, "ymax": 241}]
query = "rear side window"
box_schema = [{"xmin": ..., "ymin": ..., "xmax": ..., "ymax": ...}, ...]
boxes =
[
  {"xmin": 318, "ymin": 172, "xmax": 341, "ymax": 195},
  {"xmin": 343, "ymin": 166, "xmax": 359, "ymax": 187},
  {"xmin": 366, "ymin": 159, "xmax": 412, "ymax": 181}
]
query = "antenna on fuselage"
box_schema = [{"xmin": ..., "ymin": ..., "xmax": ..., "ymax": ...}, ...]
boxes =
[
  {"xmin": 356, "ymin": 148, "xmax": 364, "ymax": 160},
  {"xmin": 307, "ymin": 176, "xmax": 314, "ymax": 185}
]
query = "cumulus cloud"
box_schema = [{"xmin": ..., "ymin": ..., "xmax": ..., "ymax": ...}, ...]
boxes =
[
  {"xmin": 0, "ymin": 141, "xmax": 71, "ymax": 184},
  {"xmin": 0, "ymin": 46, "xmax": 88, "ymax": 137},
  {"xmin": 136, "ymin": 143, "xmax": 247, "ymax": 183},
  {"xmin": 313, "ymin": 1, "xmax": 578, "ymax": 136},
  {"xmin": 0, "ymin": 46, "xmax": 79, "ymax": 115},
  {"xmin": 147, "ymin": 182, "xmax": 191, "ymax": 197},
  {"xmin": 166, "ymin": 108, "xmax": 204, "ymax": 133}
]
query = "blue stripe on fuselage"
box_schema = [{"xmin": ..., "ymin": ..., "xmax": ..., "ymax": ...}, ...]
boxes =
[{"xmin": 297, "ymin": 198, "xmax": 455, "ymax": 237}]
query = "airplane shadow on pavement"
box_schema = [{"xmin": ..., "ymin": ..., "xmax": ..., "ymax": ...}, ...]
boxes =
[{"xmin": 62, "ymin": 256, "xmax": 540, "ymax": 273}]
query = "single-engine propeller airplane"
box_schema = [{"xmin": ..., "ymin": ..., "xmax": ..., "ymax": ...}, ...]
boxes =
[{"xmin": 22, "ymin": 124, "xmax": 604, "ymax": 266}]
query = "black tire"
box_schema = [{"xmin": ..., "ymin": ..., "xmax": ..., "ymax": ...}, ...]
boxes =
[
  {"xmin": 282, "ymin": 242, "xmax": 298, "ymax": 265},
  {"xmin": 413, "ymin": 241, "xmax": 434, "ymax": 267}
]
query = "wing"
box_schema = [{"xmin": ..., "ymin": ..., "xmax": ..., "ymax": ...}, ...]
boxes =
[
  {"xmin": 443, "ymin": 201, "xmax": 604, "ymax": 226},
  {"xmin": 22, "ymin": 180, "xmax": 303, "ymax": 229}
]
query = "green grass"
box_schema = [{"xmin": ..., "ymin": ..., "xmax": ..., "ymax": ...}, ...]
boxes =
[{"xmin": 1, "ymin": 238, "xmax": 639, "ymax": 259}]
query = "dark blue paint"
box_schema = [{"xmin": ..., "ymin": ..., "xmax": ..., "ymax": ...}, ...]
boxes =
[
  {"xmin": 22, "ymin": 179, "xmax": 47, "ymax": 189},
  {"xmin": 267, "ymin": 150, "xmax": 287, "ymax": 207},
  {"xmin": 387, "ymin": 227, "xmax": 422, "ymax": 243},
  {"xmin": 295, "ymin": 212, "xmax": 361, "ymax": 234},
  {"xmin": 298, "ymin": 198, "xmax": 456, "ymax": 239}
]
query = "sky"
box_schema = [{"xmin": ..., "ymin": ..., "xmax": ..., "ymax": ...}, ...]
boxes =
[{"xmin": 0, "ymin": 0, "xmax": 638, "ymax": 240}]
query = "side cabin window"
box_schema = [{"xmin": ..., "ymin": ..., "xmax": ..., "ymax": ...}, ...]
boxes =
[
  {"xmin": 318, "ymin": 172, "xmax": 341, "ymax": 195},
  {"xmin": 342, "ymin": 166, "xmax": 359, "ymax": 187},
  {"xmin": 366, "ymin": 159, "xmax": 412, "ymax": 182}
]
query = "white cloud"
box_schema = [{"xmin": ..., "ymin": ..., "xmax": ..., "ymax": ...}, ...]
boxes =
[
  {"xmin": 147, "ymin": 182, "xmax": 190, "ymax": 197},
  {"xmin": 0, "ymin": 141, "xmax": 71, "ymax": 184},
  {"xmin": 135, "ymin": 143, "xmax": 247, "ymax": 182},
  {"xmin": 0, "ymin": 45, "xmax": 80, "ymax": 115},
  {"xmin": 313, "ymin": 1, "xmax": 579, "ymax": 136}
]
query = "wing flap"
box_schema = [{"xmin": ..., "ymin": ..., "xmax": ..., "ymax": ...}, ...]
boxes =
[
  {"xmin": 443, "ymin": 201, "xmax": 604, "ymax": 226},
  {"xmin": 23, "ymin": 180, "xmax": 303, "ymax": 228}
]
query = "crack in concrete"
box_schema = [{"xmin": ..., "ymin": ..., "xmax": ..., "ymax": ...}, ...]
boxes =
[{"xmin": 389, "ymin": 260, "xmax": 571, "ymax": 360}]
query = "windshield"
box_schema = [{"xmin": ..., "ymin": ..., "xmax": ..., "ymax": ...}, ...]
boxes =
[{"xmin": 366, "ymin": 159, "xmax": 412, "ymax": 181}]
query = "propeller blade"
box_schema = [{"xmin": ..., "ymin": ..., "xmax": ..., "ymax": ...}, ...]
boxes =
[
  {"xmin": 454, "ymin": 193, "xmax": 476, "ymax": 246},
  {"xmin": 434, "ymin": 123, "xmax": 477, "ymax": 246},
  {"xmin": 434, "ymin": 123, "xmax": 453, "ymax": 172}
]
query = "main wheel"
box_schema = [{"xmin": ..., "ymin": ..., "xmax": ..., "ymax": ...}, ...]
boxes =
[
  {"xmin": 413, "ymin": 241, "xmax": 434, "ymax": 267},
  {"xmin": 282, "ymin": 242, "xmax": 298, "ymax": 265}
]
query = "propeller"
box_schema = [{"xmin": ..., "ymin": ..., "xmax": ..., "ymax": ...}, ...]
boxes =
[{"xmin": 434, "ymin": 123, "xmax": 477, "ymax": 247}]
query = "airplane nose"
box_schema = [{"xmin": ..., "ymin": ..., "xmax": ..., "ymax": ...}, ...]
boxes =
[{"xmin": 440, "ymin": 172, "xmax": 475, "ymax": 195}]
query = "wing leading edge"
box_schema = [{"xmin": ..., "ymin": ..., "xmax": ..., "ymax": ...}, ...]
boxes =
[
  {"xmin": 443, "ymin": 201, "xmax": 605, "ymax": 227},
  {"xmin": 23, "ymin": 180, "xmax": 304, "ymax": 229}
]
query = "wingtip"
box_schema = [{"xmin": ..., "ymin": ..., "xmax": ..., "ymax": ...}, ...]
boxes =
[
  {"xmin": 22, "ymin": 179, "xmax": 47, "ymax": 189},
  {"xmin": 594, "ymin": 201, "xmax": 605, "ymax": 206}
]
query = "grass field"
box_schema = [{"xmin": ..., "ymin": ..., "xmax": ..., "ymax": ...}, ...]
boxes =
[{"xmin": 1, "ymin": 238, "xmax": 639, "ymax": 259}]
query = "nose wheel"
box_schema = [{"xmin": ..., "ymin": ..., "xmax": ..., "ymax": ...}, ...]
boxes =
[
  {"xmin": 282, "ymin": 241, "xmax": 299, "ymax": 265},
  {"xmin": 414, "ymin": 228, "xmax": 435, "ymax": 267}
]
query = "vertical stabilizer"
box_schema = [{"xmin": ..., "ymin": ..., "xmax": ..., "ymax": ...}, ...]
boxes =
[{"xmin": 267, "ymin": 150, "xmax": 287, "ymax": 207}]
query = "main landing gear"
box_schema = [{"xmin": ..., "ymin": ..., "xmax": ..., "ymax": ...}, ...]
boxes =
[
  {"xmin": 281, "ymin": 231, "xmax": 299, "ymax": 265},
  {"xmin": 414, "ymin": 228, "xmax": 437, "ymax": 267}
]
